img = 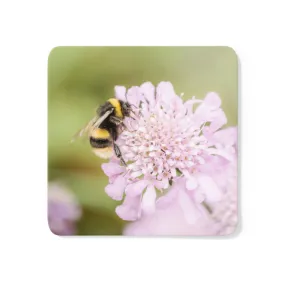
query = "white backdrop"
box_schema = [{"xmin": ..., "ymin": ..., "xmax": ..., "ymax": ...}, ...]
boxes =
[{"xmin": 0, "ymin": 0, "xmax": 284, "ymax": 284}]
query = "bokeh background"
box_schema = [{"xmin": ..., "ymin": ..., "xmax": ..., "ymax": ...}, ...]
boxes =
[{"xmin": 48, "ymin": 46, "xmax": 238, "ymax": 235}]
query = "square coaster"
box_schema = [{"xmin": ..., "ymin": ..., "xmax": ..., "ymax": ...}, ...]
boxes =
[{"xmin": 48, "ymin": 46, "xmax": 238, "ymax": 236}]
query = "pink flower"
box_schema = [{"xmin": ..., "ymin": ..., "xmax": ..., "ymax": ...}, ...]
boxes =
[
  {"xmin": 48, "ymin": 182, "xmax": 82, "ymax": 235},
  {"xmin": 102, "ymin": 82, "xmax": 237, "ymax": 224}
]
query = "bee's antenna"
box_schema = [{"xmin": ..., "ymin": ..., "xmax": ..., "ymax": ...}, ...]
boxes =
[
  {"xmin": 125, "ymin": 98, "xmax": 139, "ymax": 110},
  {"xmin": 130, "ymin": 109, "xmax": 137, "ymax": 117},
  {"xmin": 129, "ymin": 103, "xmax": 139, "ymax": 109},
  {"xmin": 125, "ymin": 99, "xmax": 142, "ymax": 119}
]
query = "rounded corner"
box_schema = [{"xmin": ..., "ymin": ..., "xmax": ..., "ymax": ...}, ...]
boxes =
[
  {"xmin": 47, "ymin": 46, "xmax": 62, "ymax": 63},
  {"xmin": 223, "ymin": 222, "xmax": 241, "ymax": 238},
  {"xmin": 223, "ymin": 46, "xmax": 239, "ymax": 61},
  {"xmin": 47, "ymin": 218, "xmax": 62, "ymax": 237}
]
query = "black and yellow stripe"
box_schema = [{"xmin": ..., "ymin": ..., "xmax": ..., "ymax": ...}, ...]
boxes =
[
  {"xmin": 107, "ymin": 98, "xmax": 123, "ymax": 118},
  {"xmin": 92, "ymin": 128, "xmax": 110, "ymax": 139}
]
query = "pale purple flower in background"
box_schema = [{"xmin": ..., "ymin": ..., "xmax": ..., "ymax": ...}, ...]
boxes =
[
  {"xmin": 211, "ymin": 184, "xmax": 238, "ymax": 235},
  {"xmin": 208, "ymin": 149, "xmax": 238, "ymax": 235},
  {"xmin": 48, "ymin": 182, "xmax": 81, "ymax": 235},
  {"xmin": 102, "ymin": 81, "xmax": 237, "ymax": 225}
]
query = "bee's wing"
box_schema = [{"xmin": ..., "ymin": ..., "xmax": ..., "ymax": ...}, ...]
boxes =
[
  {"xmin": 70, "ymin": 116, "xmax": 98, "ymax": 142},
  {"xmin": 92, "ymin": 108, "xmax": 114, "ymax": 128},
  {"xmin": 70, "ymin": 108, "xmax": 114, "ymax": 142}
]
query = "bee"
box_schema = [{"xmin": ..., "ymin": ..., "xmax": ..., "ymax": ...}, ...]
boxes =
[{"xmin": 72, "ymin": 98, "xmax": 133, "ymax": 166}]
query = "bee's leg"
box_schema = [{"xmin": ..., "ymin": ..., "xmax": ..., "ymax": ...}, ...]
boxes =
[
  {"xmin": 120, "ymin": 122, "xmax": 129, "ymax": 132},
  {"xmin": 109, "ymin": 116, "xmax": 130, "ymax": 132},
  {"xmin": 110, "ymin": 116, "xmax": 123, "ymax": 125},
  {"xmin": 113, "ymin": 143, "xmax": 127, "ymax": 166}
]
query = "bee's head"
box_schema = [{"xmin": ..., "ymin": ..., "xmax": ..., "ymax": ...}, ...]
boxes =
[{"xmin": 121, "ymin": 101, "xmax": 132, "ymax": 117}]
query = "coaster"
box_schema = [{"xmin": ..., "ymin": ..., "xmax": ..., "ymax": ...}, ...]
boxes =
[{"xmin": 48, "ymin": 46, "xmax": 238, "ymax": 236}]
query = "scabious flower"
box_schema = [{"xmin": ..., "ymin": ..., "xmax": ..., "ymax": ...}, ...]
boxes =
[
  {"xmin": 102, "ymin": 82, "xmax": 237, "ymax": 225},
  {"xmin": 48, "ymin": 182, "xmax": 82, "ymax": 235}
]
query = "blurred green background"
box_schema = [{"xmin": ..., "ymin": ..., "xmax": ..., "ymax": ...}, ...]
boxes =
[{"xmin": 48, "ymin": 46, "xmax": 238, "ymax": 235}]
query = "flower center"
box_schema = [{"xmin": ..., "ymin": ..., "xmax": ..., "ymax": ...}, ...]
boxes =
[{"xmin": 119, "ymin": 106, "xmax": 208, "ymax": 183}]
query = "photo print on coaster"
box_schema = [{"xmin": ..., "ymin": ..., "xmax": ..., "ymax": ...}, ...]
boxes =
[{"xmin": 48, "ymin": 46, "xmax": 238, "ymax": 236}]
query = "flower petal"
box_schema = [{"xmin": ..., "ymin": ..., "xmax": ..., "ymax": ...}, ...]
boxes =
[
  {"xmin": 101, "ymin": 162, "xmax": 124, "ymax": 177},
  {"xmin": 105, "ymin": 175, "xmax": 127, "ymax": 201},
  {"xmin": 184, "ymin": 99, "xmax": 203, "ymax": 115},
  {"xmin": 156, "ymin": 81, "xmax": 176, "ymax": 104},
  {"xmin": 154, "ymin": 179, "xmax": 169, "ymax": 190},
  {"xmin": 115, "ymin": 194, "xmax": 141, "ymax": 221},
  {"xmin": 140, "ymin": 82, "xmax": 155, "ymax": 106},
  {"xmin": 212, "ymin": 127, "xmax": 238, "ymax": 147},
  {"xmin": 186, "ymin": 175, "xmax": 198, "ymax": 190},
  {"xmin": 125, "ymin": 180, "xmax": 149, "ymax": 197},
  {"xmin": 156, "ymin": 177, "xmax": 185, "ymax": 209},
  {"xmin": 141, "ymin": 185, "xmax": 156, "ymax": 214},
  {"xmin": 131, "ymin": 170, "xmax": 143, "ymax": 178},
  {"xmin": 196, "ymin": 174, "xmax": 222, "ymax": 202},
  {"xmin": 204, "ymin": 92, "xmax": 221, "ymax": 110},
  {"xmin": 193, "ymin": 93, "xmax": 223, "ymax": 125},
  {"xmin": 126, "ymin": 86, "xmax": 142, "ymax": 107},
  {"xmin": 210, "ymin": 109, "xmax": 227, "ymax": 132},
  {"xmin": 206, "ymin": 148, "xmax": 234, "ymax": 161},
  {"xmin": 156, "ymin": 187, "xmax": 178, "ymax": 209},
  {"xmin": 114, "ymin": 86, "xmax": 126, "ymax": 101},
  {"xmin": 178, "ymin": 189, "xmax": 201, "ymax": 224}
]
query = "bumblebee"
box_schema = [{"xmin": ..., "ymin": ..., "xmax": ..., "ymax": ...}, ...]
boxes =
[{"xmin": 72, "ymin": 98, "xmax": 132, "ymax": 166}]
